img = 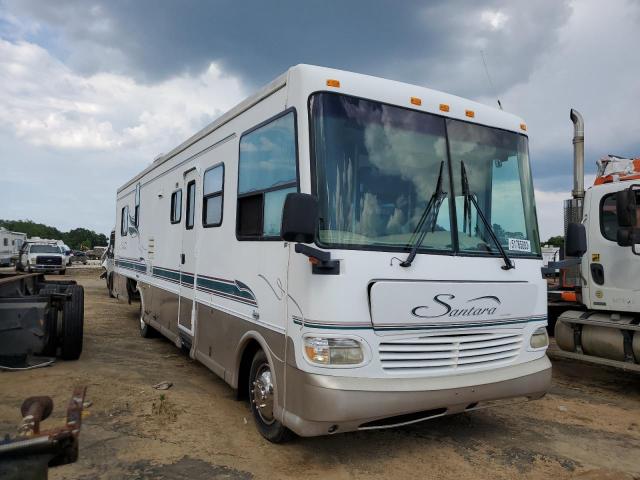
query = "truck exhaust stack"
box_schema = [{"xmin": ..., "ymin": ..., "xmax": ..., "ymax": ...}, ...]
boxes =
[{"xmin": 570, "ymin": 108, "xmax": 585, "ymax": 200}]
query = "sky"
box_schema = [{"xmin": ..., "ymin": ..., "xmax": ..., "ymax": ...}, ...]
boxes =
[{"xmin": 1, "ymin": 0, "xmax": 639, "ymax": 239}]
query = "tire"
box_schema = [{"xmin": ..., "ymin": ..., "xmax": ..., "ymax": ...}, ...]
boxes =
[
  {"xmin": 59, "ymin": 269, "xmax": 66, "ymax": 275},
  {"xmin": 139, "ymin": 300, "xmax": 157, "ymax": 338},
  {"xmin": 249, "ymin": 350, "xmax": 293, "ymax": 443},
  {"xmin": 59, "ymin": 285, "xmax": 84, "ymax": 360},
  {"xmin": 107, "ymin": 273, "xmax": 115, "ymax": 298}
]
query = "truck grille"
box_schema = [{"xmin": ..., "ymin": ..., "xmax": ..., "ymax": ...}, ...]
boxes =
[
  {"xmin": 36, "ymin": 256, "xmax": 62, "ymax": 265},
  {"xmin": 379, "ymin": 331, "xmax": 523, "ymax": 374}
]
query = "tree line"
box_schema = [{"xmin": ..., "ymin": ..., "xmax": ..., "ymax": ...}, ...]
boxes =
[{"xmin": 0, "ymin": 219, "xmax": 108, "ymax": 251}]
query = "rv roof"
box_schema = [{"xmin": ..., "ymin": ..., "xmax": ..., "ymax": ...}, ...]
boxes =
[{"xmin": 118, "ymin": 64, "xmax": 527, "ymax": 193}]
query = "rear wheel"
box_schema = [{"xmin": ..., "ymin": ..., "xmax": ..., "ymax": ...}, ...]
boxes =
[
  {"xmin": 249, "ymin": 350, "xmax": 293, "ymax": 443},
  {"xmin": 59, "ymin": 285, "xmax": 84, "ymax": 360}
]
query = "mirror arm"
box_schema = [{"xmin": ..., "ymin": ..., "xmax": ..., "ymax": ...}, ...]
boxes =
[
  {"xmin": 294, "ymin": 244, "xmax": 340, "ymax": 275},
  {"xmin": 294, "ymin": 243, "xmax": 331, "ymax": 263}
]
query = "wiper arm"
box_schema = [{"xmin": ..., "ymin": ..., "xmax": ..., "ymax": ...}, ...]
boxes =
[
  {"xmin": 460, "ymin": 161, "xmax": 514, "ymax": 270},
  {"xmin": 400, "ymin": 161, "xmax": 447, "ymax": 267}
]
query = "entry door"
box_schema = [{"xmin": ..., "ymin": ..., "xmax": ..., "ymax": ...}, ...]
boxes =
[{"xmin": 179, "ymin": 168, "xmax": 198, "ymax": 336}]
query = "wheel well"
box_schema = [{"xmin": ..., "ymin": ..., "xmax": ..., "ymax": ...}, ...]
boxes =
[
  {"xmin": 126, "ymin": 278, "xmax": 139, "ymax": 304},
  {"xmin": 237, "ymin": 339, "xmax": 261, "ymax": 400}
]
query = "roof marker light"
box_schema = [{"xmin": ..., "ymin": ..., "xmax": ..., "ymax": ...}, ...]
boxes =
[
  {"xmin": 410, "ymin": 97, "xmax": 422, "ymax": 106},
  {"xmin": 326, "ymin": 79, "xmax": 340, "ymax": 88},
  {"xmin": 520, "ymin": 123, "xmax": 527, "ymax": 131},
  {"xmin": 439, "ymin": 104, "xmax": 450, "ymax": 112},
  {"xmin": 465, "ymin": 110, "xmax": 475, "ymax": 118}
]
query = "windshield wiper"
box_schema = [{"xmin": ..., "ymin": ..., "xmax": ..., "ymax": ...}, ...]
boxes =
[
  {"xmin": 400, "ymin": 161, "xmax": 447, "ymax": 267},
  {"xmin": 460, "ymin": 161, "xmax": 514, "ymax": 270}
]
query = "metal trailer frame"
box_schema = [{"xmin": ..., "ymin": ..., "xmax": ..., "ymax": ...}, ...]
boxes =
[{"xmin": 0, "ymin": 272, "xmax": 84, "ymax": 366}]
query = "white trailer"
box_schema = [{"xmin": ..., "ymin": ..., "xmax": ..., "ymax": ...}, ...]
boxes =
[
  {"xmin": 112, "ymin": 65, "xmax": 551, "ymax": 441},
  {"xmin": 0, "ymin": 228, "xmax": 26, "ymax": 266}
]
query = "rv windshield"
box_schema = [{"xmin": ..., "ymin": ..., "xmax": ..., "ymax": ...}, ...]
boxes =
[{"xmin": 310, "ymin": 92, "xmax": 541, "ymax": 256}]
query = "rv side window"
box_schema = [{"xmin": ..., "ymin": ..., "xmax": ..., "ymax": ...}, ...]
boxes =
[
  {"xmin": 3, "ymin": 238, "xmax": 7, "ymax": 246},
  {"xmin": 186, "ymin": 180, "xmax": 196, "ymax": 230},
  {"xmin": 237, "ymin": 110, "xmax": 298, "ymax": 239},
  {"xmin": 171, "ymin": 189, "xmax": 182, "ymax": 224},
  {"xmin": 121, "ymin": 206, "xmax": 128, "ymax": 236},
  {"xmin": 134, "ymin": 183, "xmax": 141, "ymax": 227},
  {"xmin": 203, "ymin": 164, "xmax": 224, "ymax": 227}
]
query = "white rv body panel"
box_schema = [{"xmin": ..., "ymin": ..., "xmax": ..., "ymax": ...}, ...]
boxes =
[{"xmin": 112, "ymin": 65, "xmax": 550, "ymax": 437}]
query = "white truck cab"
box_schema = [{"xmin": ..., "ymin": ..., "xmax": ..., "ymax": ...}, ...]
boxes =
[{"xmin": 17, "ymin": 241, "xmax": 67, "ymax": 275}]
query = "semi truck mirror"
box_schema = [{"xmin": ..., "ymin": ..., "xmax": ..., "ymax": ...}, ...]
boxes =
[
  {"xmin": 616, "ymin": 187, "xmax": 638, "ymax": 227},
  {"xmin": 565, "ymin": 222, "xmax": 587, "ymax": 257},
  {"xmin": 281, "ymin": 193, "xmax": 318, "ymax": 244}
]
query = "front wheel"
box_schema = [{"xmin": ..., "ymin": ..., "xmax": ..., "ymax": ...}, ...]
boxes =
[
  {"xmin": 139, "ymin": 298, "xmax": 156, "ymax": 338},
  {"xmin": 249, "ymin": 350, "xmax": 293, "ymax": 443}
]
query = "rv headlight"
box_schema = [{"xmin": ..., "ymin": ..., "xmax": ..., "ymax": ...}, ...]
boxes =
[
  {"xmin": 303, "ymin": 337, "xmax": 364, "ymax": 365},
  {"xmin": 530, "ymin": 327, "xmax": 549, "ymax": 349}
]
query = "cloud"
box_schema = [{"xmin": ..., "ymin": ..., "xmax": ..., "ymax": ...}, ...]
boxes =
[
  {"xmin": 0, "ymin": 38, "xmax": 245, "ymax": 156},
  {"xmin": 0, "ymin": 36, "xmax": 246, "ymax": 234},
  {"xmin": 477, "ymin": 0, "xmax": 640, "ymax": 192}
]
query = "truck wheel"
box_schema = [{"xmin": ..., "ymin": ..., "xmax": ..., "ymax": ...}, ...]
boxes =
[
  {"xmin": 59, "ymin": 269, "xmax": 66, "ymax": 275},
  {"xmin": 249, "ymin": 350, "xmax": 293, "ymax": 443},
  {"xmin": 59, "ymin": 285, "xmax": 84, "ymax": 360}
]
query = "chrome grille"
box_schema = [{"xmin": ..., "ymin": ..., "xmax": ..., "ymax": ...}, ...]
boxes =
[{"xmin": 379, "ymin": 331, "xmax": 523, "ymax": 374}]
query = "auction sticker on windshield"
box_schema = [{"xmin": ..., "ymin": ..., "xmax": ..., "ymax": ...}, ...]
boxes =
[{"xmin": 508, "ymin": 238, "xmax": 531, "ymax": 252}]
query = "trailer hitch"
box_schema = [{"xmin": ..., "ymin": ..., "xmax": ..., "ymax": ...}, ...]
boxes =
[{"xmin": 0, "ymin": 386, "xmax": 88, "ymax": 480}]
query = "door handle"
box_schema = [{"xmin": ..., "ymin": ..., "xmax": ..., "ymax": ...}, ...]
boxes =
[{"xmin": 181, "ymin": 253, "xmax": 185, "ymax": 265}]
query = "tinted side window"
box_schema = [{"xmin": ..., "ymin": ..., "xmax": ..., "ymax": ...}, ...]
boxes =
[
  {"xmin": 186, "ymin": 181, "xmax": 196, "ymax": 229},
  {"xmin": 203, "ymin": 165, "xmax": 224, "ymax": 227},
  {"xmin": 134, "ymin": 183, "xmax": 141, "ymax": 227},
  {"xmin": 600, "ymin": 193, "xmax": 618, "ymax": 241},
  {"xmin": 237, "ymin": 111, "xmax": 297, "ymax": 239},
  {"xmin": 171, "ymin": 189, "xmax": 182, "ymax": 224},
  {"xmin": 121, "ymin": 206, "xmax": 128, "ymax": 236}
]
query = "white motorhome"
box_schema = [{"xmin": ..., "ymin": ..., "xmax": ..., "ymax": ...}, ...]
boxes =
[
  {"xmin": 0, "ymin": 228, "xmax": 27, "ymax": 266},
  {"xmin": 112, "ymin": 65, "xmax": 551, "ymax": 441}
]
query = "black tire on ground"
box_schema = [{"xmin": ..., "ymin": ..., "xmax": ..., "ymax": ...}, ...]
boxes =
[
  {"xmin": 249, "ymin": 350, "xmax": 293, "ymax": 443},
  {"xmin": 107, "ymin": 273, "xmax": 115, "ymax": 298},
  {"xmin": 59, "ymin": 285, "xmax": 84, "ymax": 360},
  {"xmin": 139, "ymin": 301, "xmax": 157, "ymax": 338},
  {"xmin": 59, "ymin": 269, "xmax": 66, "ymax": 275}
]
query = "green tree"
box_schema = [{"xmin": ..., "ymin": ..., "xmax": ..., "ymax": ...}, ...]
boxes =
[
  {"xmin": 544, "ymin": 235, "xmax": 564, "ymax": 248},
  {"xmin": 0, "ymin": 219, "xmax": 108, "ymax": 250}
]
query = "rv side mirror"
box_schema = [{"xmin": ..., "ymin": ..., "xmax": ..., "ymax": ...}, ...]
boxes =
[
  {"xmin": 616, "ymin": 187, "xmax": 638, "ymax": 227},
  {"xmin": 565, "ymin": 223, "xmax": 587, "ymax": 257},
  {"xmin": 281, "ymin": 193, "xmax": 318, "ymax": 244}
]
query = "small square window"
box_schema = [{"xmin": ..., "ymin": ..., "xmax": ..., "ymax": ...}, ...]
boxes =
[
  {"xmin": 203, "ymin": 164, "xmax": 224, "ymax": 227},
  {"xmin": 171, "ymin": 189, "xmax": 182, "ymax": 224}
]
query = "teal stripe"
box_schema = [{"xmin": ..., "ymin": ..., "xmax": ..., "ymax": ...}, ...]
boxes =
[
  {"xmin": 196, "ymin": 277, "xmax": 255, "ymax": 302},
  {"xmin": 116, "ymin": 260, "xmax": 146, "ymax": 273},
  {"xmin": 293, "ymin": 317, "xmax": 546, "ymax": 331}
]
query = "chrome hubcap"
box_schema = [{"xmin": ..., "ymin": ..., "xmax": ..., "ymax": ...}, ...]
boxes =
[{"xmin": 251, "ymin": 363, "xmax": 275, "ymax": 425}]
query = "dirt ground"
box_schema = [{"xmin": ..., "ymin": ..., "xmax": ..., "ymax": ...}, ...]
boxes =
[{"xmin": 1, "ymin": 269, "xmax": 639, "ymax": 480}]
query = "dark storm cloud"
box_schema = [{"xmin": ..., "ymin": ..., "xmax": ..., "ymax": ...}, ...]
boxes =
[{"xmin": 6, "ymin": 0, "xmax": 570, "ymax": 95}]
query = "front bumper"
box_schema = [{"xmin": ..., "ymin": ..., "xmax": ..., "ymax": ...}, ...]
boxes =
[
  {"xmin": 282, "ymin": 356, "xmax": 551, "ymax": 436},
  {"xmin": 32, "ymin": 264, "xmax": 63, "ymax": 272}
]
